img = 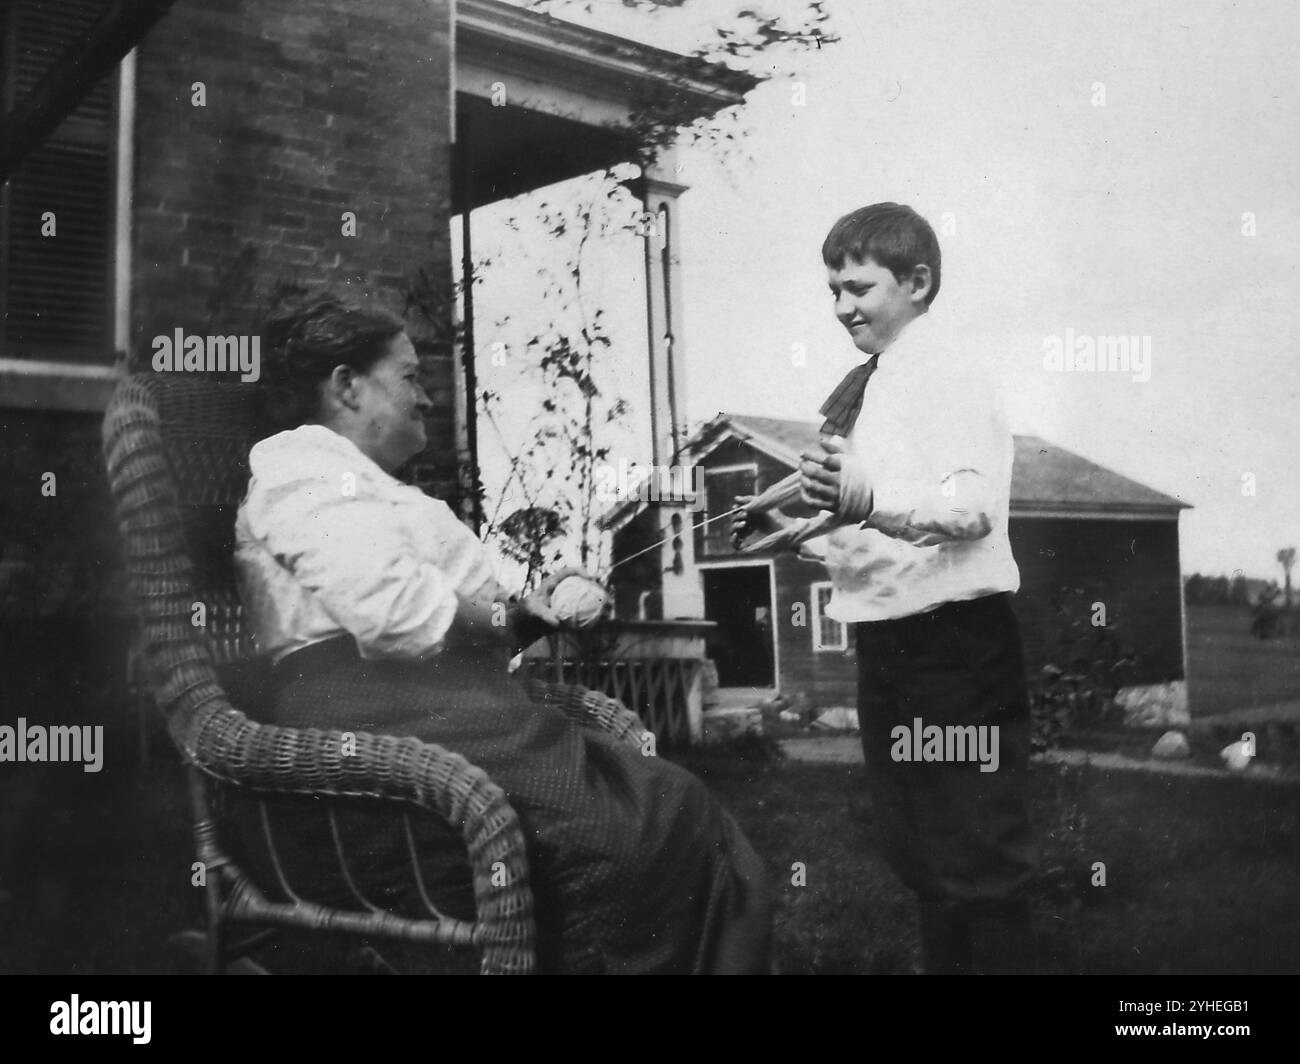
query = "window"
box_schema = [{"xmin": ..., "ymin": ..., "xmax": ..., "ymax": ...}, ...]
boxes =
[
  {"xmin": 811, "ymin": 580, "xmax": 847, "ymax": 652},
  {"xmin": 1, "ymin": 0, "xmax": 118, "ymax": 362},
  {"xmin": 701, "ymin": 463, "xmax": 756, "ymax": 555}
]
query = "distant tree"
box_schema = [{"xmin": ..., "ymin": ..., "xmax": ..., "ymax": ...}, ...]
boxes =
[
  {"xmin": 1278, "ymin": 547, "xmax": 1296, "ymax": 609},
  {"xmin": 1251, "ymin": 583, "xmax": 1283, "ymax": 639}
]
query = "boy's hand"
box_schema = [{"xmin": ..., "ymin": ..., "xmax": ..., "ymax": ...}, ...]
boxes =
[
  {"xmin": 731, "ymin": 495, "xmax": 796, "ymax": 550},
  {"xmin": 799, "ymin": 437, "xmax": 845, "ymax": 510},
  {"xmin": 800, "ymin": 437, "xmax": 873, "ymax": 521}
]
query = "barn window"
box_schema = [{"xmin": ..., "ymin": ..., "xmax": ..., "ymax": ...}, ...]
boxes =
[
  {"xmin": 701, "ymin": 463, "xmax": 756, "ymax": 555},
  {"xmin": 811, "ymin": 581, "xmax": 846, "ymax": 652},
  {"xmin": 1, "ymin": 0, "xmax": 119, "ymax": 363}
]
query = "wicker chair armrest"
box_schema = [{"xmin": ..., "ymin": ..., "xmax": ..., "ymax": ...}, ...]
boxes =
[
  {"xmin": 523, "ymin": 678, "xmax": 648, "ymax": 750},
  {"xmin": 183, "ymin": 703, "xmax": 534, "ymax": 973}
]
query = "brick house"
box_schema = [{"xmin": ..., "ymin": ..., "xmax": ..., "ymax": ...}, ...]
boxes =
[
  {"xmin": 0, "ymin": 0, "xmax": 753, "ymax": 708},
  {"xmin": 606, "ymin": 412, "xmax": 1191, "ymax": 711}
]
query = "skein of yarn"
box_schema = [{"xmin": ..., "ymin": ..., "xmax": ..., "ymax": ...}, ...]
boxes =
[{"xmin": 549, "ymin": 575, "xmax": 610, "ymax": 627}]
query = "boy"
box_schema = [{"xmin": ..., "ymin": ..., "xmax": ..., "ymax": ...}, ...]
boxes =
[{"xmin": 734, "ymin": 203, "xmax": 1039, "ymax": 974}]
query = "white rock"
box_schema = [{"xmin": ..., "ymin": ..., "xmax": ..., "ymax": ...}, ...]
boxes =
[
  {"xmin": 1151, "ymin": 730, "xmax": 1190, "ymax": 760},
  {"xmin": 1220, "ymin": 740, "xmax": 1254, "ymax": 772},
  {"xmin": 811, "ymin": 707, "xmax": 859, "ymax": 732}
]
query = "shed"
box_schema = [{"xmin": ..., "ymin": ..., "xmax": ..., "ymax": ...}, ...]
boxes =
[{"xmin": 606, "ymin": 412, "xmax": 1191, "ymax": 709}]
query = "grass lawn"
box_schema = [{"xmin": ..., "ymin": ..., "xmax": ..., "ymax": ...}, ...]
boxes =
[
  {"xmin": 5, "ymin": 736, "xmax": 1295, "ymax": 974},
  {"xmin": 1056, "ymin": 602, "xmax": 1300, "ymax": 769},
  {"xmin": 2, "ymin": 606, "xmax": 1298, "ymax": 975},
  {"xmin": 674, "ymin": 741, "xmax": 1300, "ymax": 975},
  {"xmin": 1187, "ymin": 603, "xmax": 1300, "ymax": 717}
]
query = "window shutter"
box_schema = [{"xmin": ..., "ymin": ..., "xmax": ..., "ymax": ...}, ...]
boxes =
[{"xmin": 2, "ymin": 0, "xmax": 116, "ymax": 361}]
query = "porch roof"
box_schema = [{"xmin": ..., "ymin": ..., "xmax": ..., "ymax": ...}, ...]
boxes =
[
  {"xmin": 454, "ymin": 0, "xmax": 760, "ymax": 210},
  {"xmin": 2, "ymin": 0, "xmax": 760, "ymax": 197}
]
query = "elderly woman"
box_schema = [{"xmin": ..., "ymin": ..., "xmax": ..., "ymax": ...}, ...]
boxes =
[{"xmin": 232, "ymin": 295, "xmax": 772, "ymax": 974}]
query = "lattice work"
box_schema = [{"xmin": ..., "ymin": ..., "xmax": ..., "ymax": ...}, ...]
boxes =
[{"xmin": 523, "ymin": 658, "xmax": 701, "ymax": 751}]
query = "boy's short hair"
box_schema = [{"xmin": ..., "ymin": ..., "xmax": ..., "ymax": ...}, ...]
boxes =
[{"xmin": 822, "ymin": 203, "xmax": 942, "ymax": 306}]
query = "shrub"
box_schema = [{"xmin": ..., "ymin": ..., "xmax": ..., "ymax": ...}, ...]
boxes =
[{"xmin": 1030, "ymin": 587, "xmax": 1137, "ymax": 752}]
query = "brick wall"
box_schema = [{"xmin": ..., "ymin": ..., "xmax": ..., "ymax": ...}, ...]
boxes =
[
  {"xmin": 130, "ymin": 0, "xmax": 459, "ymax": 499},
  {"xmin": 0, "ymin": 411, "xmax": 123, "ymax": 620},
  {"xmin": 0, "ymin": 0, "xmax": 458, "ymax": 719},
  {"xmin": 0, "ymin": 410, "xmax": 132, "ymax": 722}
]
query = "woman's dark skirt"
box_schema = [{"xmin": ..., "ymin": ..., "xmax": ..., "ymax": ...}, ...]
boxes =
[{"xmin": 224, "ymin": 635, "xmax": 772, "ymax": 974}]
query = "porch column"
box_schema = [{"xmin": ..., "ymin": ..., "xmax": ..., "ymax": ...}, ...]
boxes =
[
  {"xmin": 637, "ymin": 152, "xmax": 689, "ymax": 468},
  {"xmin": 453, "ymin": 108, "xmax": 484, "ymax": 533},
  {"xmin": 636, "ymin": 151, "xmax": 703, "ymax": 620}
]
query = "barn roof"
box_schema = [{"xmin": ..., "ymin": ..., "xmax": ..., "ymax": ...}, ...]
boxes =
[{"xmin": 688, "ymin": 412, "xmax": 1190, "ymax": 518}]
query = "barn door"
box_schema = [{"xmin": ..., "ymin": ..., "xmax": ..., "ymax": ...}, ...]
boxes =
[{"xmin": 701, "ymin": 565, "xmax": 775, "ymax": 688}]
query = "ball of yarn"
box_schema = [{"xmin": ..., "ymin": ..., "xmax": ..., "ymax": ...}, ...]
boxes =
[{"xmin": 550, "ymin": 575, "xmax": 609, "ymax": 628}]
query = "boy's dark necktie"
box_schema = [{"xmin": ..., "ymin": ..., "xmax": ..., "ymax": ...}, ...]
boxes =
[{"xmin": 819, "ymin": 354, "xmax": 880, "ymax": 437}]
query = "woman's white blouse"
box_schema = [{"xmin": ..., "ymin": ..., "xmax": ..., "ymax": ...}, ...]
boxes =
[{"xmin": 234, "ymin": 424, "xmax": 497, "ymax": 663}]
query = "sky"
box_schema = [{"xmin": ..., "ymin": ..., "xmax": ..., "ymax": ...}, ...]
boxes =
[{"xmin": 470, "ymin": 0, "xmax": 1299, "ymax": 583}]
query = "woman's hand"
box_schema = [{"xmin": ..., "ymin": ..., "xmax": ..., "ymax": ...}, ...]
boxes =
[
  {"xmin": 449, "ymin": 579, "xmax": 519, "ymax": 649},
  {"xmin": 513, "ymin": 587, "xmax": 559, "ymax": 636},
  {"xmin": 509, "ymin": 568, "xmax": 583, "ymax": 649}
]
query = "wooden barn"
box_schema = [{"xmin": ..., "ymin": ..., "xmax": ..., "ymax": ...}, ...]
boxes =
[{"xmin": 605, "ymin": 412, "xmax": 1191, "ymax": 711}]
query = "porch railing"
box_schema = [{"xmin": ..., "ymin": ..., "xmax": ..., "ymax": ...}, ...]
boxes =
[{"xmin": 519, "ymin": 620, "xmax": 715, "ymax": 750}]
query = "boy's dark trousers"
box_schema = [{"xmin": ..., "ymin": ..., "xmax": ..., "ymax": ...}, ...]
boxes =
[{"xmin": 855, "ymin": 592, "xmax": 1039, "ymax": 974}]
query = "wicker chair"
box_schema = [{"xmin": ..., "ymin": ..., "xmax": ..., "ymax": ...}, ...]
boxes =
[{"xmin": 101, "ymin": 373, "xmax": 648, "ymax": 974}]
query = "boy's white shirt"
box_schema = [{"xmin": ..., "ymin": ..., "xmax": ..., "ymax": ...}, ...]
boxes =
[
  {"xmin": 234, "ymin": 423, "xmax": 498, "ymax": 663},
  {"xmin": 808, "ymin": 310, "xmax": 1022, "ymax": 623}
]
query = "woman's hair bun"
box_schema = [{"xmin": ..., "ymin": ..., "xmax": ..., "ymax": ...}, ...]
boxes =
[{"xmin": 258, "ymin": 294, "xmax": 406, "ymax": 429}]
